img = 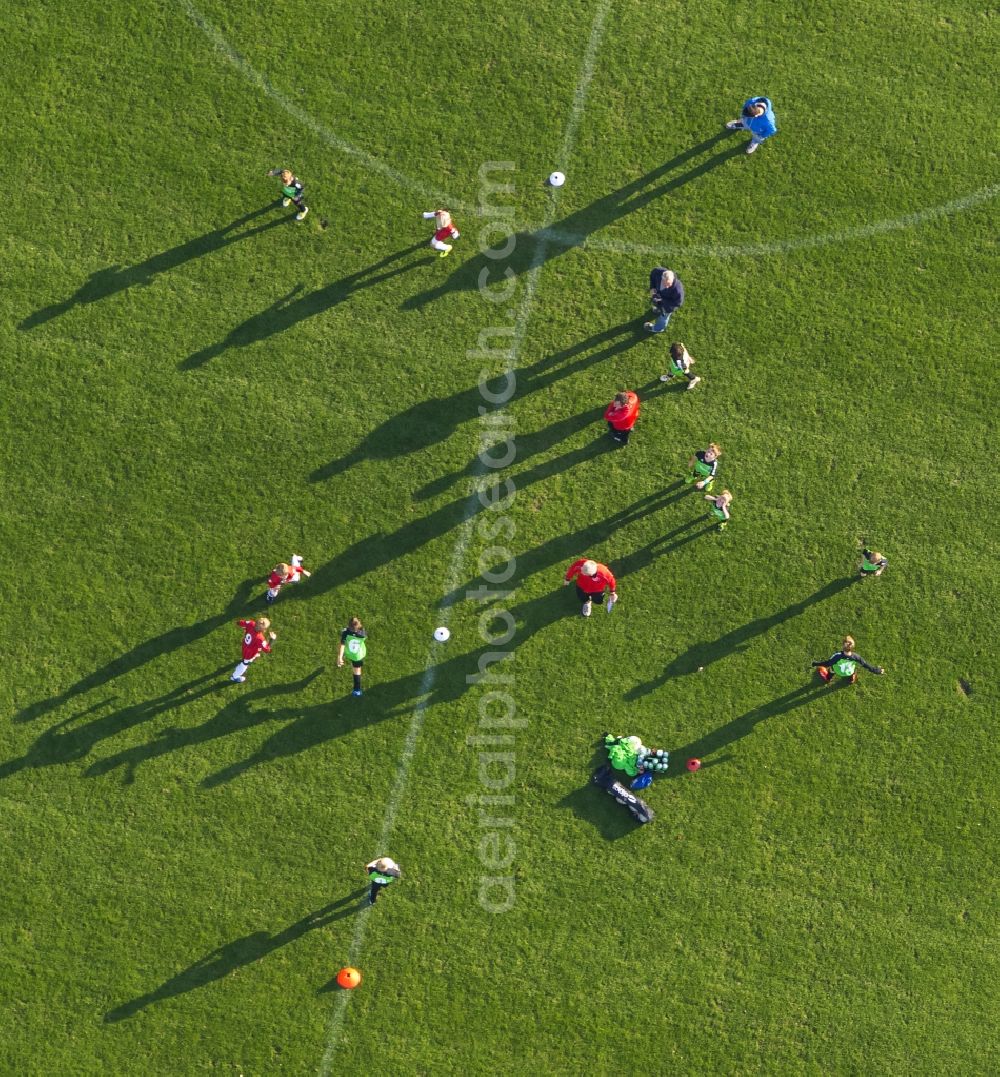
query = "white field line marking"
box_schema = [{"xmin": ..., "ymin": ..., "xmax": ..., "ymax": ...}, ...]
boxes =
[
  {"xmin": 179, "ymin": 0, "xmax": 474, "ymax": 214},
  {"xmin": 317, "ymin": 3, "xmax": 611, "ymax": 1071},
  {"xmin": 539, "ymin": 182, "xmax": 1000, "ymax": 259}
]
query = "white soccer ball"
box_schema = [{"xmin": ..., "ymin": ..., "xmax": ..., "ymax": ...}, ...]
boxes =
[
  {"xmin": 548, "ymin": 171, "xmax": 566, "ymax": 188},
  {"xmin": 433, "ymin": 626, "xmax": 451, "ymax": 642}
]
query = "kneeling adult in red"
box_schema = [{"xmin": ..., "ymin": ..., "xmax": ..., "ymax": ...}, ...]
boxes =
[{"xmin": 604, "ymin": 390, "xmax": 640, "ymax": 445}]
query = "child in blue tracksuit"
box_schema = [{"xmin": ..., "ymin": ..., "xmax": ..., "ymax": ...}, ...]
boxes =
[{"xmin": 726, "ymin": 96, "xmax": 777, "ymax": 154}]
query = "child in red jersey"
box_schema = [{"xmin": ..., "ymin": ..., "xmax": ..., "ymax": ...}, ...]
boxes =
[
  {"xmin": 231, "ymin": 617, "xmax": 276, "ymax": 682},
  {"xmin": 604, "ymin": 390, "xmax": 640, "ymax": 445},
  {"xmin": 422, "ymin": 209, "xmax": 460, "ymax": 257},
  {"xmin": 265, "ymin": 554, "xmax": 311, "ymax": 604},
  {"xmin": 563, "ymin": 558, "xmax": 618, "ymax": 617}
]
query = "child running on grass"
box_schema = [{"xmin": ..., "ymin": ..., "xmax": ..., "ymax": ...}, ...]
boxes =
[
  {"xmin": 265, "ymin": 555, "xmax": 311, "ymax": 604},
  {"xmin": 604, "ymin": 390, "xmax": 640, "ymax": 445},
  {"xmin": 421, "ymin": 209, "xmax": 460, "ymax": 257},
  {"xmin": 685, "ymin": 442, "xmax": 721, "ymax": 491},
  {"xmin": 660, "ymin": 342, "xmax": 701, "ymax": 389},
  {"xmin": 705, "ymin": 489, "xmax": 733, "ymax": 529},
  {"xmin": 859, "ymin": 549, "xmax": 888, "ymax": 578},
  {"xmin": 266, "ymin": 167, "xmax": 309, "ymax": 221},
  {"xmin": 810, "ymin": 635, "xmax": 885, "ymax": 684},
  {"xmin": 231, "ymin": 617, "xmax": 276, "ymax": 683},
  {"xmin": 337, "ymin": 617, "xmax": 368, "ymax": 697}
]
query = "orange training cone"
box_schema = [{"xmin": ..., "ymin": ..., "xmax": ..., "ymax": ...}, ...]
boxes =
[{"xmin": 336, "ymin": 967, "xmax": 362, "ymax": 989}]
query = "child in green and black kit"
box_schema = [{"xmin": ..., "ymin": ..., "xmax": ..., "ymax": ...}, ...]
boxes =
[
  {"xmin": 266, "ymin": 167, "xmax": 309, "ymax": 221},
  {"xmin": 685, "ymin": 442, "xmax": 721, "ymax": 491},
  {"xmin": 859, "ymin": 549, "xmax": 888, "ymax": 578},
  {"xmin": 705, "ymin": 489, "xmax": 733, "ymax": 529},
  {"xmin": 659, "ymin": 342, "xmax": 701, "ymax": 389},
  {"xmin": 337, "ymin": 617, "xmax": 367, "ymax": 697}
]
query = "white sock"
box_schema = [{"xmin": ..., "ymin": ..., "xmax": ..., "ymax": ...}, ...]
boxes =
[{"xmin": 231, "ymin": 662, "xmax": 249, "ymax": 681}]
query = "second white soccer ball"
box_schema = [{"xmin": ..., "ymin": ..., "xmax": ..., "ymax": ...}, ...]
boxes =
[
  {"xmin": 433, "ymin": 626, "xmax": 451, "ymax": 642},
  {"xmin": 548, "ymin": 171, "xmax": 566, "ymax": 188}
]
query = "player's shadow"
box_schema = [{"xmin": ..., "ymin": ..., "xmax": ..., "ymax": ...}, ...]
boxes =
[
  {"xmin": 85, "ymin": 669, "xmax": 324, "ymax": 783},
  {"xmin": 625, "ymin": 576, "xmax": 858, "ymax": 700},
  {"xmin": 0, "ymin": 667, "xmax": 231, "ymax": 781},
  {"xmin": 309, "ymin": 318, "xmax": 645, "ymax": 484},
  {"xmin": 441, "ymin": 482, "xmax": 692, "ymax": 606},
  {"xmin": 663, "ymin": 681, "xmax": 841, "ymax": 774},
  {"xmin": 291, "ymin": 437, "xmax": 614, "ymax": 610},
  {"xmin": 10, "ymin": 577, "xmax": 259, "ymax": 726},
  {"xmin": 403, "ymin": 131, "xmax": 740, "ymax": 310},
  {"xmin": 103, "ymin": 888, "xmax": 368, "ymax": 1022},
  {"xmin": 414, "ymin": 406, "xmax": 606, "ymax": 502},
  {"xmin": 181, "ymin": 243, "xmax": 431, "ymax": 368},
  {"xmin": 18, "ymin": 205, "xmax": 290, "ymax": 330}
]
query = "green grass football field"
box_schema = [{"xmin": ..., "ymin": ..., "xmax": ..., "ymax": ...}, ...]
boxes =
[{"xmin": 2, "ymin": 0, "xmax": 998, "ymax": 1072}]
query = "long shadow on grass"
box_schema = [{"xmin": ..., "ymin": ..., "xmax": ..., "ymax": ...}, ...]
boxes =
[
  {"xmin": 0, "ymin": 667, "xmax": 230, "ymax": 780},
  {"xmin": 85, "ymin": 669, "xmax": 324, "ymax": 783},
  {"xmin": 285, "ymin": 438, "xmax": 614, "ymax": 610},
  {"xmin": 181, "ymin": 243, "xmax": 432, "ymax": 368},
  {"xmin": 104, "ymin": 888, "xmax": 368, "ymax": 1022},
  {"xmin": 662, "ymin": 681, "xmax": 844, "ymax": 775},
  {"xmin": 10, "ymin": 578, "xmax": 259, "ymax": 726},
  {"xmin": 310, "ymin": 319, "xmax": 646, "ymax": 484},
  {"xmin": 625, "ymin": 576, "xmax": 859, "ymax": 700},
  {"xmin": 403, "ymin": 131, "xmax": 741, "ymax": 310},
  {"xmin": 442, "ymin": 484, "xmax": 705, "ymax": 606},
  {"xmin": 19, "ymin": 205, "xmax": 292, "ymax": 330}
]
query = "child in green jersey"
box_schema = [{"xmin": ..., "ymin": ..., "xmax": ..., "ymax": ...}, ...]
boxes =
[
  {"xmin": 685, "ymin": 442, "xmax": 721, "ymax": 491},
  {"xmin": 337, "ymin": 617, "xmax": 367, "ymax": 697},
  {"xmin": 659, "ymin": 342, "xmax": 701, "ymax": 389},
  {"xmin": 859, "ymin": 549, "xmax": 888, "ymax": 578},
  {"xmin": 705, "ymin": 489, "xmax": 732, "ymax": 528},
  {"xmin": 811, "ymin": 635, "xmax": 885, "ymax": 684},
  {"xmin": 365, "ymin": 857, "xmax": 401, "ymax": 905},
  {"xmin": 266, "ymin": 167, "xmax": 309, "ymax": 221}
]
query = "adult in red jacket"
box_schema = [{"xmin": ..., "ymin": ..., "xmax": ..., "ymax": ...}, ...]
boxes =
[
  {"xmin": 564, "ymin": 558, "xmax": 618, "ymax": 617},
  {"xmin": 604, "ymin": 390, "xmax": 640, "ymax": 445}
]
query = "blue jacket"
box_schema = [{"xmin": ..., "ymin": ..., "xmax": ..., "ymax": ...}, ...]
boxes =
[{"xmin": 742, "ymin": 96, "xmax": 776, "ymax": 140}]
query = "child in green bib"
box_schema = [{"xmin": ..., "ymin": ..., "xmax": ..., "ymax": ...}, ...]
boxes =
[
  {"xmin": 338, "ymin": 617, "xmax": 368, "ymax": 697},
  {"xmin": 266, "ymin": 167, "xmax": 309, "ymax": 221},
  {"xmin": 705, "ymin": 489, "xmax": 732, "ymax": 529},
  {"xmin": 859, "ymin": 549, "xmax": 888, "ymax": 578},
  {"xmin": 811, "ymin": 636, "xmax": 885, "ymax": 684},
  {"xmin": 685, "ymin": 442, "xmax": 721, "ymax": 491},
  {"xmin": 659, "ymin": 342, "xmax": 701, "ymax": 390}
]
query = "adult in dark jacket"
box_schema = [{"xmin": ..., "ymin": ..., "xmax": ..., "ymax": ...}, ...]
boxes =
[{"xmin": 645, "ymin": 267, "xmax": 684, "ymax": 333}]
